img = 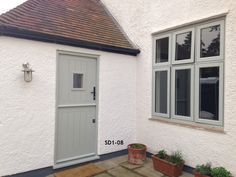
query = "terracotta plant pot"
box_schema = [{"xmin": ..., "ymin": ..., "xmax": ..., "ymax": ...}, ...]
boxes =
[
  {"xmin": 152, "ymin": 155, "xmax": 184, "ymax": 177},
  {"xmin": 194, "ymin": 172, "xmax": 211, "ymax": 177},
  {"xmin": 128, "ymin": 143, "xmax": 147, "ymax": 165}
]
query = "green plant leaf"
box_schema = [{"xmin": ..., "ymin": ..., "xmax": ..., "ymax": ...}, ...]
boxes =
[
  {"xmin": 130, "ymin": 144, "xmax": 145, "ymax": 149},
  {"xmin": 169, "ymin": 151, "xmax": 184, "ymax": 165},
  {"xmin": 157, "ymin": 149, "xmax": 167, "ymax": 159},
  {"xmin": 195, "ymin": 162, "xmax": 212, "ymax": 175},
  {"xmin": 211, "ymin": 167, "xmax": 232, "ymax": 177}
]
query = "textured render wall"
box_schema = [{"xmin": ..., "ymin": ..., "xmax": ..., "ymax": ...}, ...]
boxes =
[
  {"xmin": 102, "ymin": 0, "xmax": 236, "ymax": 175},
  {"xmin": 0, "ymin": 36, "xmax": 136, "ymax": 176}
]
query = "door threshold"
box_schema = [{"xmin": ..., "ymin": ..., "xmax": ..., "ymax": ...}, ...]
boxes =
[{"xmin": 54, "ymin": 155, "xmax": 100, "ymax": 169}]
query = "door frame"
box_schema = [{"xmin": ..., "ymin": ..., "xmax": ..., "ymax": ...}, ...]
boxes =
[{"xmin": 54, "ymin": 50, "xmax": 100, "ymax": 169}]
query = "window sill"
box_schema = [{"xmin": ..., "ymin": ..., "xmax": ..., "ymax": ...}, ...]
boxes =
[{"xmin": 149, "ymin": 116, "xmax": 225, "ymax": 134}]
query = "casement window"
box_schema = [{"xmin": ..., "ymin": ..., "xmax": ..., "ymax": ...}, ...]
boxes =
[
  {"xmin": 172, "ymin": 28, "xmax": 195, "ymax": 64},
  {"xmin": 154, "ymin": 34, "xmax": 171, "ymax": 65},
  {"xmin": 152, "ymin": 19, "xmax": 224, "ymax": 126},
  {"xmin": 171, "ymin": 65, "xmax": 194, "ymax": 121},
  {"xmin": 153, "ymin": 67, "xmax": 170, "ymax": 118},
  {"xmin": 195, "ymin": 63, "xmax": 223, "ymax": 126}
]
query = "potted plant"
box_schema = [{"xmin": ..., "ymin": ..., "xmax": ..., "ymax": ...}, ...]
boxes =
[
  {"xmin": 194, "ymin": 163, "xmax": 212, "ymax": 177},
  {"xmin": 128, "ymin": 143, "xmax": 147, "ymax": 165},
  {"xmin": 152, "ymin": 149, "xmax": 184, "ymax": 177},
  {"xmin": 211, "ymin": 167, "xmax": 232, "ymax": 177}
]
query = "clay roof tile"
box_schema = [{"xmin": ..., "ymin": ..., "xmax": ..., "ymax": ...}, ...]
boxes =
[{"xmin": 0, "ymin": 0, "xmax": 140, "ymax": 56}]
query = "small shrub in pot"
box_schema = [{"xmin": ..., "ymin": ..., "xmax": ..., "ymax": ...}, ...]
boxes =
[
  {"xmin": 211, "ymin": 167, "xmax": 232, "ymax": 177},
  {"xmin": 128, "ymin": 143, "xmax": 147, "ymax": 165},
  {"xmin": 152, "ymin": 150, "xmax": 184, "ymax": 177},
  {"xmin": 194, "ymin": 163, "xmax": 212, "ymax": 177}
]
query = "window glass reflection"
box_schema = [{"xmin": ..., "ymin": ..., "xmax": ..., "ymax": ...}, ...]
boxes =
[
  {"xmin": 199, "ymin": 67, "xmax": 219, "ymax": 120},
  {"xmin": 175, "ymin": 69, "xmax": 191, "ymax": 117},
  {"xmin": 156, "ymin": 37, "xmax": 169, "ymax": 63},
  {"xmin": 175, "ymin": 32, "xmax": 192, "ymax": 60},
  {"xmin": 201, "ymin": 25, "xmax": 220, "ymax": 58}
]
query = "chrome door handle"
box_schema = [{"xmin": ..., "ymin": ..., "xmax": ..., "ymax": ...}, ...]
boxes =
[{"xmin": 91, "ymin": 87, "xmax": 96, "ymax": 100}]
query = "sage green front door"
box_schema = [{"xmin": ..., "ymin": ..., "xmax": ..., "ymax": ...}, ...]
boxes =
[{"xmin": 55, "ymin": 51, "xmax": 98, "ymax": 168}]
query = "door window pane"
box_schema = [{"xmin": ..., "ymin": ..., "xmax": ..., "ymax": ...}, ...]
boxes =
[
  {"xmin": 73, "ymin": 73, "xmax": 83, "ymax": 88},
  {"xmin": 175, "ymin": 69, "xmax": 191, "ymax": 117},
  {"xmin": 175, "ymin": 32, "xmax": 192, "ymax": 60},
  {"xmin": 200, "ymin": 25, "xmax": 220, "ymax": 58},
  {"xmin": 155, "ymin": 71, "xmax": 168, "ymax": 114},
  {"xmin": 199, "ymin": 67, "xmax": 219, "ymax": 120},
  {"xmin": 156, "ymin": 37, "xmax": 169, "ymax": 63}
]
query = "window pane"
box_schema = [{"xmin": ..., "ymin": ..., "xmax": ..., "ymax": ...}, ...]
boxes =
[
  {"xmin": 73, "ymin": 73, "xmax": 83, "ymax": 88},
  {"xmin": 200, "ymin": 25, "xmax": 220, "ymax": 58},
  {"xmin": 175, "ymin": 32, "xmax": 192, "ymax": 60},
  {"xmin": 175, "ymin": 69, "xmax": 191, "ymax": 117},
  {"xmin": 156, "ymin": 37, "xmax": 169, "ymax": 63},
  {"xmin": 199, "ymin": 67, "xmax": 219, "ymax": 120},
  {"xmin": 155, "ymin": 71, "xmax": 168, "ymax": 114}
]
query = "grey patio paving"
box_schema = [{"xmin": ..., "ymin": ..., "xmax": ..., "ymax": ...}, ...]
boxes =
[
  {"xmin": 108, "ymin": 166, "xmax": 143, "ymax": 177},
  {"xmin": 95, "ymin": 155, "xmax": 194, "ymax": 177},
  {"xmin": 134, "ymin": 165, "xmax": 163, "ymax": 177},
  {"xmin": 120, "ymin": 161, "xmax": 143, "ymax": 169},
  {"xmin": 47, "ymin": 155, "xmax": 194, "ymax": 177}
]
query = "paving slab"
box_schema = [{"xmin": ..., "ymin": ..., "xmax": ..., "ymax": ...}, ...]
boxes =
[
  {"xmin": 143, "ymin": 158, "xmax": 153, "ymax": 168},
  {"xmin": 95, "ymin": 160, "xmax": 118, "ymax": 170},
  {"xmin": 54, "ymin": 164, "xmax": 106, "ymax": 177},
  {"xmin": 162, "ymin": 172, "xmax": 194, "ymax": 177},
  {"xmin": 134, "ymin": 166, "xmax": 164, "ymax": 177},
  {"xmin": 109, "ymin": 155, "xmax": 128, "ymax": 164},
  {"xmin": 108, "ymin": 166, "xmax": 143, "ymax": 177},
  {"xmin": 46, "ymin": 156, "xmax": 194, "ymax": 177},
  {"xmin": 93, "ymin": 173, "xmax": 113, "ymax": 177},
  {"xmin": 120, "ymin": 161, "xmax": 143, "ymax": 169}
]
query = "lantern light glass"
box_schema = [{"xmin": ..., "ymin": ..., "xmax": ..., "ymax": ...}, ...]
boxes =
[{"xmin": 22, "ymin": 63, "xmax": 34, "ymax": 82}]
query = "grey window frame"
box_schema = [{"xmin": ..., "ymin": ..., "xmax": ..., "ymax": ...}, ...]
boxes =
[
  {"xmin": 152, "ymin": 67, "xmax": 170, "ymax": 118},
  {"xmin": 152, "ymin": 18, "xmax": 224, "ymax": 126},
  {"xmin": 196, "ymin": 20, "xmax": 225, "ymax": 62},
  {"xmin": 153, "ymin": 33, "xmax": 172, "ymax": 66},
  {"xmin": 171, "ymin": 65, "xmax": 194, "ymax": 121},
  {"xmin": 172, "ymin": 27, "xmax": 195, "ymax": 64},
  {"xmin": 195, "ymin": 62, "xmax": 224, "ymax": 126}
]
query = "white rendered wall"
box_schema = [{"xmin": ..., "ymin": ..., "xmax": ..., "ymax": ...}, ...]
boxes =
[
  {"xmin": 0, "ymin": 36, "xmax": 137, "ymax": 176},
  {"xmin": 102, "ymin": 0, "xmax": 236, "ymax": 175}
]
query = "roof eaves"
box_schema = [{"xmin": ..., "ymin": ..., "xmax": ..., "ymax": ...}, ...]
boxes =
[{"xmin": 0, "ymin": 25, "xmax": 140, "ymax": 56}]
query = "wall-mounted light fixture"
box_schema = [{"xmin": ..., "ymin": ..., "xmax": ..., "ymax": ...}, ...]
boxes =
[{"xmin": 22, "ymin": 62, "xmax": 34, "ymax": 82}]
